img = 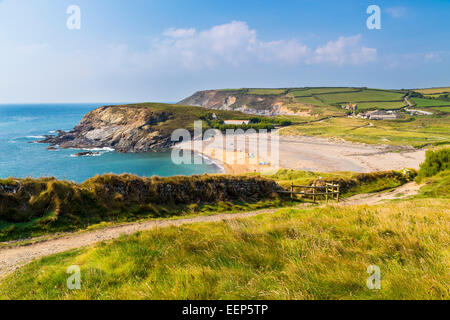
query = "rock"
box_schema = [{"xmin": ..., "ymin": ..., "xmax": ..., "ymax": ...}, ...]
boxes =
[
  {"xmin": 73, "ymin": 151, "xmax": 100, "ymax": 157},
  {"xmin": 46, "ymin": 146, "xmax": 58, "ymax": 151},
  {"xmin": 38, "ymin": 105, "xmax": 176, "ymax": 153}
]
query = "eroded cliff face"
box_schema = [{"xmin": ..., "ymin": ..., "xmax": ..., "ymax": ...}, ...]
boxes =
[
  {"xmin": 40, "ymin": 105, "xmax": 175, "ymax": 152},
  {"xmin": 178, "ymin": 90, "xmax": 289, "ymax": 116}
]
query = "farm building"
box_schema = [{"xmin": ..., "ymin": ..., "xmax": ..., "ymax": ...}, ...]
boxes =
[
  {"xmin": 360, "ymin": 110, "xmax": 400, "ymax": 120},
  {"xmin": 224, "ymin": 120, "xmax": 250, "ymax": 125}
]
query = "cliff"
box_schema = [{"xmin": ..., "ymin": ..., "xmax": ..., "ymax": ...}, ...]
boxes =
[
  {"xmin": 40, "ymin": 104, "xmax": 175, "ymax": 152},
  {"xmin": 39, "ymin": 103, "xmax": 252, "ymax": 153},
  {"xmin": 178, "ymin": 89, "xmax": 291, "ymax": 116}
]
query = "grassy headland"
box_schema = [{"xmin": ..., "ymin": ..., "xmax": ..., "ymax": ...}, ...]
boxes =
[
  {"xmin": 180, "ymin": 87, "xmax": 450, "ymax": 147},
  {"xmin": 0, "ymin": 180, "xmax": 447, "ymax": 299}
]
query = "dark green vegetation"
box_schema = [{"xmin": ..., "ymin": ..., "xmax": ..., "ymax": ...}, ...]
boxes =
[
  {"xmin": 0, "ymin": 175, "xmax": 282, "ymax": 241},
  {"xmin": 416, "ymin": 148, "xmax": 450, "ymax": 182},
  {"xmin": 201, "ymin": 112, "xmax": 292, "ymax": 131}
]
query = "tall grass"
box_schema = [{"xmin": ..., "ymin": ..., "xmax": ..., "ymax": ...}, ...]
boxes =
[
  {"xmin": 1, "ymin": 198, "xmax": 448, "ymax": 300},
  {"xmin": 0, "ymin": 174, "xmax": 282, "ymax": 241}
]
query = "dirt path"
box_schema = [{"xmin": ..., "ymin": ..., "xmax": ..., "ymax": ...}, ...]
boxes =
[
  {"xmin": 0, "ymin": 183, "xmax": 421, "ymax": 278},
  {"xmin": 0, "ymin": 208, "xmax": 282, "ymax": 277},
  {"xmin": 338, "ymin": 182, "xmax": 421, "ymax": 206}
]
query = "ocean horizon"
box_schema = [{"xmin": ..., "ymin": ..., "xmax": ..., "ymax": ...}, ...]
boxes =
[{"xmin": 0, "ymin": 103, "xmax": 222, "ymax": 183}]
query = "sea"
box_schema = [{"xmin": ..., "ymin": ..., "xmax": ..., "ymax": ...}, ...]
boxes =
[{"xmin": 0, "ymin": 103, "xmax": 222, "ymax": 183}]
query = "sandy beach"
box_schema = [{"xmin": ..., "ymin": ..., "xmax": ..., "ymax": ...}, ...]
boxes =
[{"xmin": 174, "ymin": 131, "xmax": 426, "ymax": 174}]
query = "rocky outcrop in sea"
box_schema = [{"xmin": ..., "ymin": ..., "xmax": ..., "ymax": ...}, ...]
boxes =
[{"xmin": 39, "ymin": 105, "xmax": 176, "ymax": 152}]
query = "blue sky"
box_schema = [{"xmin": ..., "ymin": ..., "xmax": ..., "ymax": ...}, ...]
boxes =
[{"xmin": 0, "ymin": 0, "xmax": 449, "ymax": 103}]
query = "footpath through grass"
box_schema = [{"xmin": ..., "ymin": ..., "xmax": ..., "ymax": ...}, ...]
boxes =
[{"xmin": 0, "ymin": 195, "xmax": 448, "ymax": 300}]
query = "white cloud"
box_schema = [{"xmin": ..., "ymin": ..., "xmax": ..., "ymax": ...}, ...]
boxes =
[
  {"xmin": 309, "ymin": 35, "xmax": 377, "ymax": 65},
  {"xmin": 386, "ymin": 7, "xmax": 408, "ymax": 18},
  {"xmin": 0, "ymin": 20, "xmax": 378, "ymax": 102},
  {"xmin": 148, "ymin": 22, "xmax": 375, "ymax": 68}
]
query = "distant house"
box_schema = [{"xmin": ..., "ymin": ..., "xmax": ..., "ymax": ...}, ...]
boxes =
[
  {"xmin": 224, "ymin": 120, "xmax": 250, "ymax": 125},
  {"xmin": 342, "ymin": 103, "xmax": 358, "ymax": 111},
  {"xmin": 360, "ymin": 110, "xmax": 400, "ymax": 120}
]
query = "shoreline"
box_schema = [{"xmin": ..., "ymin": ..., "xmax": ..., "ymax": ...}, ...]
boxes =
[{"xmin": 174, "ymin": 133, "xmax": 427, "ymax": 175}]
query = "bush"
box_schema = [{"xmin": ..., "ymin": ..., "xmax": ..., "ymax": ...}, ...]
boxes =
[{"xmin": 416, "ymin": 148, "xmax": 450, "ymax": 182}]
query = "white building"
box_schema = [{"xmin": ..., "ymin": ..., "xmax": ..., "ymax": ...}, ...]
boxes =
[{"xmin": 224, "ymin": 120, "xmax": 250, "ymax": 125}]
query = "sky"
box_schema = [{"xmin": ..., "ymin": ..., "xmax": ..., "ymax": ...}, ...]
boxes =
[{"xmin": 0, "ymin": 0, "xmax": 449, "ymax": 103}]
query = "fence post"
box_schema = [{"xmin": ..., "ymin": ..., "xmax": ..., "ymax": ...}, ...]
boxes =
[
  {"xmin": 312, "ymin": 187, "xmax": 316, "ymax": 203},
  {"xmin": 326, "ymin": 186, "xmax": 329, "ymax": 203},
  {"xmin": 337, "ymin": 184, "xmax": 340, "ymax": 203},
  {"xmin": 291, "ymin": 182, "xmax": 294, "ymax": 200}
]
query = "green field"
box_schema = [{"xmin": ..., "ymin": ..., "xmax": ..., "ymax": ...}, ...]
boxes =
[
  {"xmin": 293, "ymin": 96, "xmax": 331, "ymax": 107},
  {"xmin": 414, "ymin": 87, "xmax": 450, "ymax": 95},
  {"xmin": 432, "ymin": 106, "xmax": 450, "ymax": 113},
  {"xmin": 280, "ymin": 116, "xmax": 450, "ymax": 147},
  {"xmin": 289, "ymin": 87, "xmax": 360, "ymax": 97},
  {"xmin": 247, "ymin": 88, "xmax": 287, "ymax": 95},
  {"xmin": 411, "ymin": 98, "xmax": 450, "ymax": 108},
  {"xmin": 423, "ymin": 94, "xmax": 449, "ymax": 99},
  {"xmin": 319, "ymin": 90, "xmax": 405, "ymax": 104},
  {"xmin": 356, "ymin": 101, "xmax": 406, "ymax": 110}
]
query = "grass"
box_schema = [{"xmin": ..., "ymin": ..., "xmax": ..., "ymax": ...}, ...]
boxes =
[
  {"xmin": 280, "ymin": 116, "xmax": 450, "ymax": 147},
  {"xmin": 411, "ymin": 98, "xmax": 450, "ymax": 108},
  {"xmin": 292, "ymin": 96, "xmax": 332, "ymax": 107},
  {"xmin": 423, "ymin": 94, "xmax": 449, "ymax": 99},
  {"xmin": 413, "ymin": 87, "xmax": 450, "ymax": 95},
  {"xmin": 319, "ymin": 90, "xmax": 405, "ymax": 104},
  {"xmin": 1, "ymin": 196, "xmax": 447, "ymax": 300},
  {"xmin": 1, "ymin": 154, "xmax": 448, "ymax": 300},
  {"xmin": 0, "ymin": 169, "xmax": 413, "ymax": 242},
  {"xmin": 247, "ymin": 89, "xmax": 287, "ymax": 95},
  {"xmin": 356, "ymin": 101, "xmax": 406, "ymax": 110},
  {"xmin": 415, "ymin": 170, "xmax": 450, "ymax": 199},
  {"xmin": 416, "ymin": 148, "xmax": 450, "ymax": 182},
  {"xmin": 110, "ymin": 102, "xmax": 276, "ymax": 136},
  {"xmin": 0, "ymin": 174, "xmax": 282, "ymax": 242},
  {"xmin": 289, "ymin": 87, "xmax": 361, "ymax": 97},
  {"xmin": 247, "ymin": 169, "xmax": 415, "ymax": 197},
  {"xmin": 432, "ymin": 106, "xmax": 450, "ymax": 113}
]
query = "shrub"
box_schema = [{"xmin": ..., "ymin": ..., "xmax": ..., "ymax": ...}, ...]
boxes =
[{"xmin": 416, "ymin": 148, "xmax": 450, "ymax": 182}]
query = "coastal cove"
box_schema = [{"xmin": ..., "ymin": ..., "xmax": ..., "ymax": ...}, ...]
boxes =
[{"xmin": 0, "ymin": 104, "xmax": 222, "ymax": 183}]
